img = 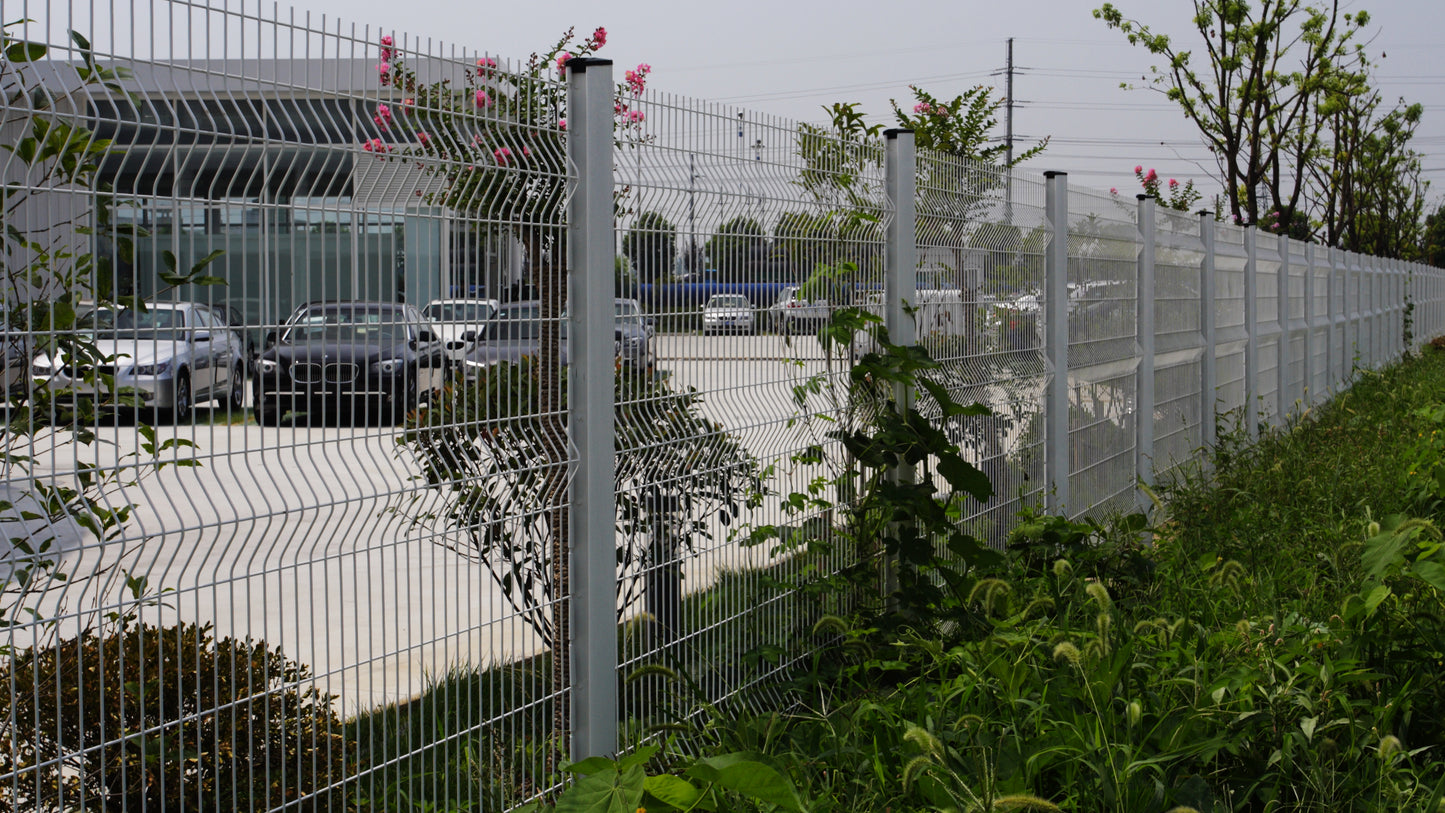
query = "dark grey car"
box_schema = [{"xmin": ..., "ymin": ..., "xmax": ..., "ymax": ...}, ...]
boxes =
[{"xmin": 461, "ymin": 299, "xmax": 654, "ymax": 375}]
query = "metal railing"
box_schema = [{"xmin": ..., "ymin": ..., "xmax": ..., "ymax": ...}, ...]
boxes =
[{"xmin": 1, "ymin": 2, "xmax": 1441, "ymax": 809}]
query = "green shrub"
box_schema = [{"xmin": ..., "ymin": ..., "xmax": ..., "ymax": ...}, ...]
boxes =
[{"xmin": 0, "ymin": 620, "xmax": 357, "ymax": 811}]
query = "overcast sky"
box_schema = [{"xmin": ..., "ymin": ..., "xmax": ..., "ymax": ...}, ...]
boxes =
[{"xmin": 281, "ymin": 0, "xmax": 1443, "ymax": 211}]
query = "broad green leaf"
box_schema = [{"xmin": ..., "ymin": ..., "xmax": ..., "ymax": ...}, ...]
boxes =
[
  {"xmin": 644, "ymin": 774, "xmax": 705, "ymax": 809},
  {"xmin": 554, "ymin": 765, "xmax": 645, "ymax": 813},
  {"xmin": 1410, "ymin": 560, "xmax": 1445, "ymax": 593},
  {"xmin": 4, "ymin": 41, "xmax": 47, "ymax": 62},
  {"xmin": 1363, "ymin": 584, "xmax": 1392, "ymax": 616},
  {"xmin": 688, "ymin": 755, "xmax": 806, "ymax": 813}
]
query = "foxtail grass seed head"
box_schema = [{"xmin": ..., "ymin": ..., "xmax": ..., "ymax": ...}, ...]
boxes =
[
  {"xmin": 1127, "ymin": 699, "xmax": 1142, "ymax": 727},
  {"xmin": 1053, "ymin": 641, "xmax": 1081, "ymax": 667},
  {"xmin": 1085, "ymin": 581, "xmax": 1112, "ymax": 609},
  {"xmin": 1052, "ymin": 559, "xmax": 1072, "ymax": 579},
  {"xmin": 1367, "ymin": 520, "xmax": 1381, "ymax": 537},
  {"xmin": 1378, "ymin": 735, "xmax": 1404, "ymax": 759}
]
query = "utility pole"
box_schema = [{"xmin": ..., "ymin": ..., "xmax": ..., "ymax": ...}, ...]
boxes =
[{"xmin": 1005, "ymin": 37, "xmax": 1015, "ymax": 222}]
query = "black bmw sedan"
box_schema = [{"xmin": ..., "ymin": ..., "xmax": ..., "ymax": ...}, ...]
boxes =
[{"xmin": 252, "ymin": 301, "xmax": 450, "ymax": 425}]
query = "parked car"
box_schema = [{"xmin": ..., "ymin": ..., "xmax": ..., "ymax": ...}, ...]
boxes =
[
  {"xmin": 422, "ymin": 297, "xmax": 500, "ymax": 356},
  {"xmin": 767, "ymin": 286, "xmax": 830, "ymax": 334},
  {"xmin": 29, "ymin": 301, "xmax": 248, "ymax": 422},
  {"xmin": 701, "ymin": 294, "xmax": 755, "ymax": 334},
  {"xmin": 252, "ymin": 301, "xmax": 452, "ymax": 425},
  {"xmin": 213, "ymin": 304, "xmax": 260, "ymax": 361},
  {"xmin": 460, "ymin": 298, "xmax": 655, "ymax": 374}
]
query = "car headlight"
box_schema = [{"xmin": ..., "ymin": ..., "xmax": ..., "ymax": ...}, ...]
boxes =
[
  {"xmin": 132, "ymin": 359, "xmax": 173, "ymax": 376},
  {"xmin": 373, "ymin": 358, "xmax": 406, "ymax": 375},
  {"xmin": 256, "ymin": 359, "xmax": 279, "ymax": 375}
]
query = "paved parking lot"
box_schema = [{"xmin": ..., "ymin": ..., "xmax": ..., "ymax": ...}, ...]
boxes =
[{"xmin": 7, "ymin": 332, "xmax": 847, "ymax": 712}]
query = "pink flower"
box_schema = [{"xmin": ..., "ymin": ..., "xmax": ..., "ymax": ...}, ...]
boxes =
[
  {"xmin": 362, "ymin": 138, "xmax": 390, "ymax": 155},
  {"xmin": 1134, "ymin": 165, "xmax": 1143, "ymax": 174},
  {"xmin": 522, "ymin": 146, "xmax": 531, "ymax": 157},
  {"xmin": 590, "ymin": 26, "xmax": 607, "ymax": 47},
  {"xmin": 416, "ymin": 131, "xmax": 430, "ymax": 147},
  {"xmin": 380, "ymin": 34, "xmax": 394, "ymax": 61},
  {"xmin": 377, "ymin": 62, "xmax": 392, "ymax": 85},
  {"xmin": 373, "ymin": 103, "xmax": 392, "ymax": 129},
  {"xmin": 625, "ymin": 63, "xmax": 651, "ymax": 95},
  {"xmin": 626, "ymin": 109, "xmax": 645, "ymax": 124},
  {"xmin": 556, "ymin": 53, "xmax": 572, "ymax": 76},
  {"xmin": 1110, "ymin": 187, "xmax": 1118, "ymax": 195},
  {"xmin": 1169, "ymin": 178, "xmax": 1178, "ymax": 188},
  {"xmin": 402, "ymin": 98, "xmax": 415, "ymax": 112},
  {"xmin": 1145, "ymin": 168, "xmax": 1158, "ymax": 182},
  {"xmin": 913, "ymin": 102, "xmax": 931, "ymax": 115},
  {"xmin": 558, "ymin": 118, "xmax": 567, "ymax": 130},
  {"xmin": 476, "ymin": 56, "xmax": 497, "ymax": 73},
  {"xmin": 493, "ymin": 147, "xmax": 514, "ymax": 165},
  {"xmin": 475, "ymin": 89, "xmax": 492, "ymax": 108}
]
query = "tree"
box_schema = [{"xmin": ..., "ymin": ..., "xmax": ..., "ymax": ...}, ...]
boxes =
[
  {"xmin": 1095, "ymin": 1, "xmax": 1370, "ymax": 228},
  {"xmin": 621, "ymin": 210, "xmax": 675, "ymax": 283},
  {"xmin": 703, "ymin": 216, "xmax": 766, "ymax": 279},
  {"xmin": 1423, "ymin": 204, "xmax": 1445, "ymax": 268},
  {"xmin": 772, "ymin": 210, "xmax": 837, "ymax": 279},
  {"xmin": 891, "ymin": 84, "xmax": 1048, "ymax": 166},
  {"xmin": 1317, "ymin": 91, "xmax": 1428, "ymax": 258}
]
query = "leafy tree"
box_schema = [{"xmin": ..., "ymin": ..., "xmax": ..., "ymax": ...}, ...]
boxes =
[
  {"xmin": 891, "ymin": 84, "xmax": 1047, "ymax": 167},
  {"xmin": 1095, "ymin": 0, "xmax": 1370, "ymax": 228},
  {"xmin": 703, "ymin": 216, "xmax": 766, "ymax": 279},
  {"xmin": 1422, "ymin": 204, "xmax": 1445, "ymax": 268},
  {"xmin": 372, "ymin": 27, "xmax": 652, "ymax": 748},
  {"xmin": 772, "ymin": 210, "xmax": 838, "ymax": 279},
  {"xmin": 621, "ymin": 210, "xmax": 676, "ymax": 282},
  {"xmin": 1316, "ymin": 90, "xmax": 1429, "ymax": 258}
]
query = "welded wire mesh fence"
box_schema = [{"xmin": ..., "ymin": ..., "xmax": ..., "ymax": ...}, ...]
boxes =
[{"xmin": 1, "ymin": 1, "xmax": 1441, "ymax": 810}]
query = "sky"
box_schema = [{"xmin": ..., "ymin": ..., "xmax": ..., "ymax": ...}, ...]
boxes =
[{"xmin": 283, "ymin": 0, "xmax": 1444, "ymax": 213}]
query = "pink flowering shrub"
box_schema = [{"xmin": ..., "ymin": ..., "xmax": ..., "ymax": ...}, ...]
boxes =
[{"xmin": 1127, "ymin": 165, "xmax": 1201, "ymax": 212}]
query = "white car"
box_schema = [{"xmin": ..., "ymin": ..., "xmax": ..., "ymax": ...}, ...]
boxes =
[
  {"xmin": 767, "ymin": 286, "xmax": 830, "ymax": 334},
  {"xmin": 422, "ymin": 298, "xmax": 500, "ymax": 356},
  {"xmin": 31, "ymin": 302, "xmax": 249, "ymax": 422},
  {"xmin": 701, "ymin": 294, "xmax": 755, "ymax": 334}
]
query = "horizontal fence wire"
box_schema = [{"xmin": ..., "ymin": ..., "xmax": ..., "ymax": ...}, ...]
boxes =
[{"xmin": 1, "ymin": 1, "xmax": 1441, "ymax": 810}]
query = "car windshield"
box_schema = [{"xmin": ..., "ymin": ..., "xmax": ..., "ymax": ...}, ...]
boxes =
[
  {"xmin": 79, "ymin": 308, "xmax": 186, "ymax": 340},
  {"xmin": 424, "ymin": 302, "xmax": 494, "ymax": 322},
  {"xmin": 707, "ymin": 296, "xmax": 748, "ymax": 308},
  {"xmin": 488, "ymin": 305, "xmax": 567, "ymax": 341},
  {"xmin": 282, "ymin": 308, "xmax": 410, "ymax": 344}
]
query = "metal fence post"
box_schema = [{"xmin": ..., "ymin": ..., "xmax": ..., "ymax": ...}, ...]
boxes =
[
  {"xmin": 566, "ymin": 56, "xmax": 617, "ymax": 761},
  {"xmin": 884, "ymin": 130, "xmax": 917, "ymax": 357},
  {"xmin": 1135, "ymin": 195, "xmax": 1157, "ymax": 506},
  {"xmin": 1198, "ymin": 212, "xmax": 1217, "ymax": 451},
  {"xmin": 1243, "ymin": 225, "xmax": 1258, "ymax": 441},
  {"xmin": 1325, "ymin": 242, "xmax": 1336, "ymax": 395},
  {"xmin": 1277, "ymin": 234, "xmax": 1291, "ymax": 417},
  {"xmin": 883, "ymin": 128, "xmax": 916, "ymax": 598},
  {"xmin": 1303, "ymin": 242, "xmax": 1315, "ymax": 405},
  {"xmin": 1044, "ymin": 171, "xmax": 1070, "ymax": 516}
]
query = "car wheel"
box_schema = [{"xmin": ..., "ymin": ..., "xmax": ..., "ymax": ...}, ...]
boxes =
[
  {"xmin": 227, "ymin": 364, "xmax": 246, "ymax": 411},
  {"xmin": 170, "ymin": 371, "xmax": 192, "ymax": 424}
]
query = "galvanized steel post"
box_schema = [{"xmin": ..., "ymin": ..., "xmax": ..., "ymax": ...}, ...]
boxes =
[
  {"xmin": 566, "ymin": 56, "xmax": 618, "ymax": 761},
  {"xmin": 1243, "ymin": 225, "xmax": 1258, "ymax": 441},
  {"xmin": 1044, "ymin": 171, "xmax": 1070, "ymax": 516},
  {"xmin": 1198, "ymin": 212, "xmax": 1217, "ymax": 451},
  {"xmin": 884, "ymin": 130, "xmax": 917, "ymax": 356},
  {"xmin": 1135, "ymin": 195, "xmax": 1157, "ymax": 506},
  {"xmin": 1303, "ymin": 242, "xmax": 1315, "ymax": 406},
  {"xmin": 1277, "ymin": 233, "xmax": 1291, "ymax": 417},
  {"xmin": 883, "ymin": 129, "xmax": 916, "ymax": 599}
]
